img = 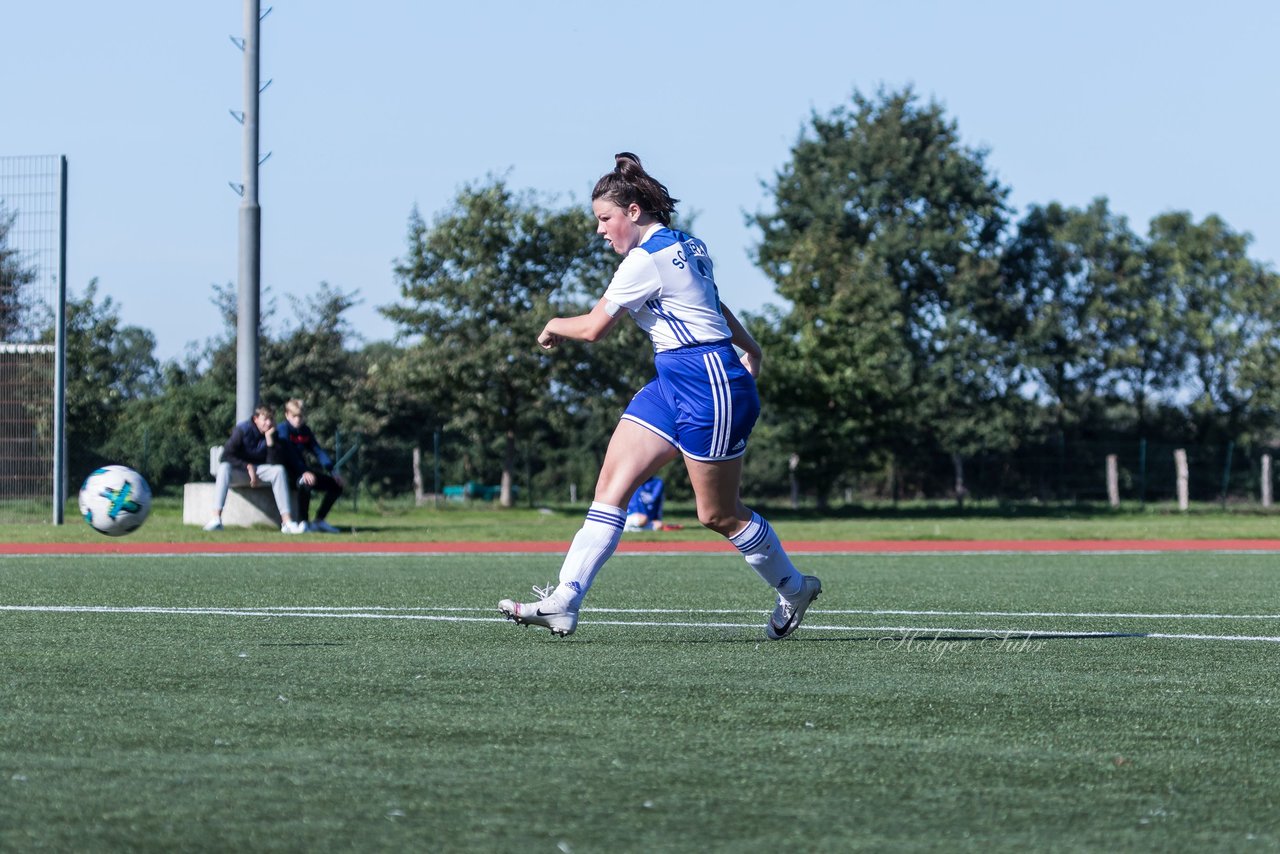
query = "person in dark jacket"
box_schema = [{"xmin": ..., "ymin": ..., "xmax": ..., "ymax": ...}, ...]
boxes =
[
  {"xmin": 204, "ymin": 404, "xmax": 307, "ymax": 533},
  {"xmin": 277, "ymin": 398, "xmax": 345, "ymax": 533}
]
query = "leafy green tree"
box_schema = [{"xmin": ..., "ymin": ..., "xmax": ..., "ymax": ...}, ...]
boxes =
[
  {"xmin": 39, "ymin": 280, "xmax": 162, "ymax": 479},
  {"xmin": 995, "ymin": 201, "xmax": 1117, "ymax": 443},
  {"xmin": 752, "ymin": 87, "xmax": 1010, "ymax": 503},
  {"xmin": 1234, "ymin": 281, "xmax": 1280, "ymax": 444},
  {"xmin": 382, "ymin": 180, "xmax": 620, "ymax": 506},
  {"xmin": 106, "ymin": 358, "xmax": 235, "ymax": 490},
  {"xmin": 0, "ymin": 205, "xmax": 38, "ymax": 340},
  {"xmin": 1151, "ymin": 211, "xmax": 1280, "ymax": 442},
  {"xmin": 113, "ymin": 281, "xmax": 380, "ymax": 494},
  {"xmin": 1095, "ymin": 206, "xmax": 1178, "ymax": 435},
  {"xmin": 261, "ymin": 282, "xmax": 373, "ymax": 468}
]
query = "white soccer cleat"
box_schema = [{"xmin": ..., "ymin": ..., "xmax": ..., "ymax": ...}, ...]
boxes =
[
  {"xmin": 280, "ymin": 520, "xmax": 308, "ymax": 534},
  {"xmin": 766, "ymin": 575, "xmax": 822, "ymax": 640},
  {"xmin": 498, "ymin": 585, "xmax": 579, "ymax": 637},
  {"xmin": 203, "ymin": 518, "xmax": 224, "ymax": 532},
  {"xmin": 309, "ymin": 519, "xmax": 340, "ymax": 534}
]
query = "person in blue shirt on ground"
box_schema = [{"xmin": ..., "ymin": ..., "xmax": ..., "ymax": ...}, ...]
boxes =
[
  {"xmin": 277, "ymin": 398, "xmax": 345, "ymax": 533},
  {"xmin": 204, "ymin": 404, "xmax": 307, "ymax": 534},
  {"xmin": 500, "ymin": 153, "xmax": 821, "ymax": 640},
  {"xmin": 624, "ymin": 475, "xmax": 667, "ymax": 531}
]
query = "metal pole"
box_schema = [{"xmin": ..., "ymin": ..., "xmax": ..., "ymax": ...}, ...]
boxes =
[
  {"xmin": 52, "ymin": 155, "xmax": 68, "ymax": 524},
  {"xmin": 1138, "ymin": 438, "xmax": 1147, "ymax": 507},
  {"xmin": 433, "ymin": 430, "xmax": 441, "ymax": 508},
  {"xmin": 1220, "ymin": 441, "xmax": 1234, "ymax": 509},
  {"xmin": 235, "ymin": 0, "xmax": 262, "ymax": 423}
]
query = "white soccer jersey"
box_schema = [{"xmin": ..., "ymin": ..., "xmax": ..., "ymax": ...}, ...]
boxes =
[{"xmin": 602, "ymin": 224, "xmax": 732, "ymax": 352}]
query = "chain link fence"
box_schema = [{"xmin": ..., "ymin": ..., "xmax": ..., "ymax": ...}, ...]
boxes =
[{"xmin": 0, "ymin": 155, "xmax": 66, "ymax": 523}]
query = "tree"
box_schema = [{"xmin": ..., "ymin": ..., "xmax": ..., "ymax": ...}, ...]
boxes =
[
  {"xmin": 752, "ymin": 87, "xmax": 1010, "ymax": 503},
  {"xmin": 261, "ymin": 282, "xmax": 373, "ymax": 452},
  {"xmin": 106, "ymin": 357, "xmax": 235, "ymax": 489},
  {"xmin": 40, "ymin": 280, "xmax": 162, "ymax": 479},
  {"xmin": 994, "ymin": 201, "xmax": 1126, "ymax": 443},
  {"xmin": 382, "ymin": 180, "xmax": 619, "ymax": 506},
  {"xmin": 1096, "ymin": 206, "xmax": 1178, "ymax": 436},
  {"xmin": 104, "ymin": 281, "xmax": 377, "ymax": 493},
  {"xmin": 1151, "ymin": 212, "xmax": 1280, "ymax": 443},
  {"xmin": 0, "ymin": 204, "xmax": 38, "ymax": 340}
]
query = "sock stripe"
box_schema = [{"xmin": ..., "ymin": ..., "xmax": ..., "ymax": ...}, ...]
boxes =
[
  {"xmin": 731, "ymin": 515, "xmax": 772, "ymax": 554},
  {"xmin": 738, "ymin": 522, "xmax": 771, "ymax": 553},
  {"xmin": 585, "ymin": 508, "xmax": 626, "ymax": 530}
]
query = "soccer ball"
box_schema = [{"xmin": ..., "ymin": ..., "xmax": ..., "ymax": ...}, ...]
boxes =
[{"xmin": 79, "ymin": 465, "xmax": 152, "ymax": 537}]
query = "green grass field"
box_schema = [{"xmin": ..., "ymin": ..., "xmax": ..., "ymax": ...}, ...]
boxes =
[{"xmin": 3, "ymin": 548, "xmax": 1279, "ymax": 851}]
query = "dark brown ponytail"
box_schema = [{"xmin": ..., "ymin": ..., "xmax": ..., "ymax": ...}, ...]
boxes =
[{"xmin": 591, "ymin": 152, "xmax": 679, "ymax": 225}]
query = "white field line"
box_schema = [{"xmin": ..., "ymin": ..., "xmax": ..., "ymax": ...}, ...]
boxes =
[
  {"xmin": 66, "ymin": 604, "xmax": 1280, "ymax": 621},
  {"xmin": 4, "ymin": 603, "xmax": 1280, "ymax": 643},
  {"xmin": 7, "ymin": 604, "xmax": 1280, "ymax": 621}
]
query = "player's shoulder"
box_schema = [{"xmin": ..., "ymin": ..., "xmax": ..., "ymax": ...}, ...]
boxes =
[{"xmin": 638, "ymin": 226, "xmax": 702, "ymax": 254}]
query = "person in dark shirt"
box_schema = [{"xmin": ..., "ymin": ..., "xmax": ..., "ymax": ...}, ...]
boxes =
[{"xmin": 277, "ymin": 398, "xmax": 345, "ymax": 533}]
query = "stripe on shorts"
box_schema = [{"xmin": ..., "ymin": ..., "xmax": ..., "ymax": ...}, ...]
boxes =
[{"xmin": 702, "ymin": 351, "xmax": 732, "ymax": 457}]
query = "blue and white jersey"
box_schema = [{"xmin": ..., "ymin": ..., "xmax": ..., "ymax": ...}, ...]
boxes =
[{"xmin": 603, "ymin": 224, "xmax": 733, "ymax": 352}]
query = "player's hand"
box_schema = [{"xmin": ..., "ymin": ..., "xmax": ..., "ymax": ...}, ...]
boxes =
[
  {"xmin": 247, "ymin": 465, "xmax": 260, "ymax": 487},
  {"xmin": 301, "ymin": 472, "xmax": 317, "ymax": 487},
  {"xmin": 741, "ymin": 349, "xmax": 761, "ymax": 378},
  {"xmin": 538, "ymin": 326, "xmax": 562, "ymax": 350}
]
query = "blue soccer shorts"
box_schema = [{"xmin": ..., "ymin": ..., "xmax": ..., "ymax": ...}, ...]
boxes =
[{"xmin": 621, "ymin": 340, "xmax": 760, "ymax": 462}]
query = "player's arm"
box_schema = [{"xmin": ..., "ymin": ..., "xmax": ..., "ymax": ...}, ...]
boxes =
[
  {"xmin": 221, "ymin": 426, "xmax": 245, "ymax": 467},
  {"xmin": 721, "ymin": 303, "xmax": 762, "ymax": 378},
  {"xmin": 538, "ymin": 297, "xmax": 624, "ymax": 349}
]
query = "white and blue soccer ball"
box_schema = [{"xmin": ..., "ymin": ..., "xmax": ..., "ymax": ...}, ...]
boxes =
[{"xmin": 79, "ymin": 465, "xmax": 152, "ymax": 537}]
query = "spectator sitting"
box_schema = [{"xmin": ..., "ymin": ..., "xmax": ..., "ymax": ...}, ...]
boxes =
[
  {"xmin": 277, "ymin": 398, "xmax": 345, "ymax": 534},
  {"xmin": 624, "ymin": 476, "xmax": 667, "ymax": 531}
]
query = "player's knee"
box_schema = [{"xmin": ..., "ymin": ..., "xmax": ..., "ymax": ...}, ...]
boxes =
[{"xmin": 697, "ymin": 508, "xmax": 737, "ymax": 536}]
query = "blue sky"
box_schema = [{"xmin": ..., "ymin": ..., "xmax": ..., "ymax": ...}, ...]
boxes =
[{"xmin": 5, "ymin": 1, "xmax": 1277, "ymax": 362}]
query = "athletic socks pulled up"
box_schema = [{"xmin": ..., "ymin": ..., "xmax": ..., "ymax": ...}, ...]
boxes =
[
  {"xmin": 552, "ymin": 502, "xmax": 625, "ymax": 607},
  {"xmin": 730, "ymin": 511, "xmax": 803, "ymax": 599}
]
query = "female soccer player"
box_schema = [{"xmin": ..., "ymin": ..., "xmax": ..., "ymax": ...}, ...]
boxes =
[{"xmin": 499, "ymin": 153, "xmax": 821, "ymax": 639}]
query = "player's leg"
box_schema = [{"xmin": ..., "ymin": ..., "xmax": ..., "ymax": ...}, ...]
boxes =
[
  {"xmin": 562, "ymin": 418, "xmax": 679, "ymax": 595},
  {"xmin": 295, "ymin": 478, "xmax": 313, "ymax": 524},
  {"xmin": 685, "ymin": 456, "xmax": 821, "ymax": 639},
  {"xmin": 499, "ymin": 418, "xmax": 678, "ymax": 636},
  {"xmin": 312, "ymin": 472, "xmax": 343, "ymax": 525},
  {"xmin": 258, "ymin": 464, "xmax": 305, "ymax": 533},
  {"xmin": 671, "ymin": 342, "xmax": 821, "ymax": 639},
  {"xmin": 624, "ymin": 512, "xmax": 652, "ymax": 531},
  {"xmin": 204, "ymin": 462, "xmax": 238, "ymax": 530}
]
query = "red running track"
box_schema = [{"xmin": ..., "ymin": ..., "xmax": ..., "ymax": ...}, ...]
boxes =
[{"xmin": 4, "ymin": 539, "xmax": 1280, "ymax": 555}]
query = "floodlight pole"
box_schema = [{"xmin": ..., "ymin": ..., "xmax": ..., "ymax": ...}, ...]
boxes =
[{"xmin": 235, "ymin": 0, "xmax": 262, "ymax": 423}]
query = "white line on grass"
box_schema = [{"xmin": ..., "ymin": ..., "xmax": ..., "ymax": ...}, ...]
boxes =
[
  {"xmin": 5, "ymin": 604, "xmax": 1280, "ymax": 643},
  {"xmin": 9, "ymin": 604, "xmax": 1280, "ymax": 621},
  {"xmin": 172, "ymin": 604, "xmax": 1280, "ymax": 621}
]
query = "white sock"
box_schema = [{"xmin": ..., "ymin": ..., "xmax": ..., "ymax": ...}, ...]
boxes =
[
  {"xmin": 554, "ymin": 502, "xmax": 625, "ymax": 607},
  {"xmin": 730, "ymin": 511, "xmax": 803, "ymax": 598}
]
